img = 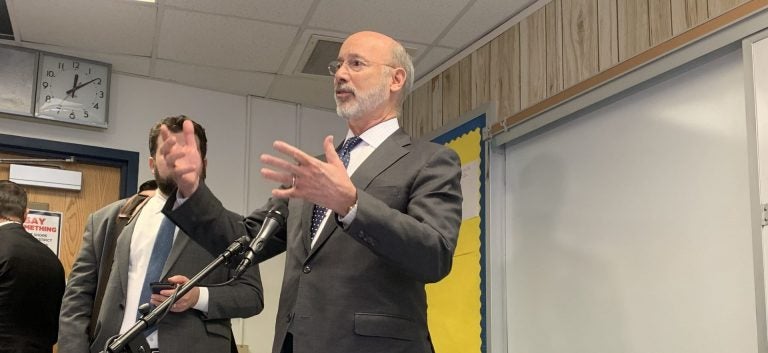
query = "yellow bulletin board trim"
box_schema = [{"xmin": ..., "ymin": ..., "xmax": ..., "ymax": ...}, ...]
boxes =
[{"xmin": 426, "ymin": 109, "xmax": 488, "ymax": 353}]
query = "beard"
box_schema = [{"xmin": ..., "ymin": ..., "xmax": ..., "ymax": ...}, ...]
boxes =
[
  {"xmin": 153, "ymin": 168, "xmax": 177, "ymax": 196},
  {"xmin": 152, "ymin": 158, "xmax": 206, "ymax": 196},
  {"xmin": 335, "ymin": 76, "xmax": 390, "ymax": 121}
]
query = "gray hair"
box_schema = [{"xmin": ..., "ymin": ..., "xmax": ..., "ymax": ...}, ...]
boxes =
[{"xmin": 390, "ymin": 43, "xmax": 414, "ymax": 113}]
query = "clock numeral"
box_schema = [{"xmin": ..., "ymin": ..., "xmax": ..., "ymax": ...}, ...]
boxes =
[
  {"xmin": 69, "ymin": 111, "xmax": 76, "ymax": 119},
  {"xmin": 58, "ymin": 62, "xmax": 64, "ymax": 70},
  {"xmin": 95, "ymin": 78, "xmax": 102, "ymax": 85},
  {"xmin": 45, "ymin": 95, "xmax": 51, "ymax": 103},
  {"xmin": 87, "ymin": 67, "xmax": 91, "ymax": 75},
  {"xmin": 73, "ymin": 61, "xmax": 80, "ymax": 69},
  {"xmin": 46, "ymin": 70, "xmax": 55, "ymax": 78},
  {"xmin": 93, "ymin": 103, "xmax": 99, "ymax": 110},
  {"xmin": 42, "ymin": 82, "xmax": 49, "ymax": 89},
  {"xmin": 97, "ymin": 91, "xmax": 104, "ymax": 98},
  {"xmin": 84, "ymin": 111, "xmax": 89, "ymax": 118}
]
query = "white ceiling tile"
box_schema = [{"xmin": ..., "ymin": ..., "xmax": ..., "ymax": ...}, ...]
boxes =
[
  {"xmin": 398, "ymin": 40, "xmax": 429, "ymax": 62},
  {"xmin": 440, "ymin": 0, "xmax": 534, "ymax": 47},
  {"xmin": 158, "ymin": 9, "xmax": 298, "ymax": 72},
  {"xmin": 163, "ymin": 0, "xmax": 313, "ymax": 25},
  {"xmin": 309, "ymin": 0, "xmax": 471, "ymax": 44},
  {"xmin": 415, "ymin": 47, "xmax": 456, "ymax": 80},
  {"xmin": 94, "ymin": 54, "xmax": 151, "ymax": 77},
  {"xmin": 267, "ymin": 75, "xmax": 335, "ymax": 110},
  {"xmin": 19, "ymin": 42, "xmax": 151, "ymax": 76},
  {"xmin": 12, "ymin": 0, "xmax": 155, "ymax": 56},
  {"xmin": 154, "ymin": 60, "xmax": 274, "ymax": 96}
]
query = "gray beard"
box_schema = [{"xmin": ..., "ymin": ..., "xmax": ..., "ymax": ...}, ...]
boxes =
[{"xmin": 335, "ymin": 80, "xmax": 389, "ymax": 120}]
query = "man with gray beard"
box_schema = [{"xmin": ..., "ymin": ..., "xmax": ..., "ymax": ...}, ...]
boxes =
[
  {"xmin": 158, "ymin": 31, "xmax": 463, "ymax": 353},
  {"xmin": 58, "ymin": 116, "xmax": 264, "ymax": 353}
]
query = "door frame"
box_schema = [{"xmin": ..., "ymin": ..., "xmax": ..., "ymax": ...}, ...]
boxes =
[{"xmin": 0, "ymin": 133, "xmax": 139, "ymax": 198}]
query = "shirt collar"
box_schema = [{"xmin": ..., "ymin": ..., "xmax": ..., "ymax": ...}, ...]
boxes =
[
  {"xmin": 154, "ymin": 189, "xmax": 169, "ymax": 202},
  {"xmin": 145, "ymin": 189, "xmax": 169, "ymax": 215},
  {"xmin": 0, "ymin": 220, "xmax": 21, "ymax": 228},
  {"xmin": 346, "ymin": 118, "xmax": 399, "ymax": 148}
]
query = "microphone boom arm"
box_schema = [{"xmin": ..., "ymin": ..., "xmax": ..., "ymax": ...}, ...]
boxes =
[{"xmin": 102, "ymin": 235, "xmax": 251, "ymax": 353}]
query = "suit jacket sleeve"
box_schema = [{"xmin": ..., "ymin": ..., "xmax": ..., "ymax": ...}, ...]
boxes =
[
  {"xmin": 200, "ymin": 208, "xmax": 266, "ymax": 320},
  {"xmin": 344, "ymin": 145, "xmax": 463, "ymax": 283},
  {"xmin": 58, "ymin": 211, "xmax": 104, "ymax": 352},
  {"xmin": 163, "ymin": 184, "xmax": 288, "ymax": 268}
]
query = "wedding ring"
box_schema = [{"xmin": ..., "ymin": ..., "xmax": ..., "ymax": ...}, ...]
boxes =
[{"xmin": 291, "ymin": 175, "xmax": 296, "ymax": 188}]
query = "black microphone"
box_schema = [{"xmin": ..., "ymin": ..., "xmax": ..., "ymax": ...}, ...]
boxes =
[{"xmin": 234, "ymin": 205, "xmax": 287, "ymax": 276}]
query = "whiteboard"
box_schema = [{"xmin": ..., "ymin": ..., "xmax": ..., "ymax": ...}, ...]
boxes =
[
  {"xmin": 746, "ymin": 30, "xmax": 768, "ymax": 350},
  {"xmin": 503, "ymin": 47, "xmax": 759, "ymax": 353}
]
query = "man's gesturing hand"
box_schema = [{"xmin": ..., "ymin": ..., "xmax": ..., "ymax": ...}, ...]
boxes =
[
  {"xmin": 158, "ymin": 120, "xmax": 203, "ymax": 198},
  {"xmin": 260, "ymin": 136, "xmax": 357, "ymax": 216}
]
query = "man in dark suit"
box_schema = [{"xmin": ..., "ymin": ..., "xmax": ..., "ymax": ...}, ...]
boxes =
[
  {"xmin": 0, "ymin": 180, "xmax": 65, "ymax": 353},
  {"xmin": 159, "ymin": 31, "xmax": 463, "ymax": 353},
  {"xmin": 58, "ymin": 116, "xmax": 264, "ymax": 353}
]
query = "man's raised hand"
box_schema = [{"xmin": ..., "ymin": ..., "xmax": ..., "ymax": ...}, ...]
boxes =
[{"xmin": 158, "ymin": 120, "xmax": 203, "ymax": 198}]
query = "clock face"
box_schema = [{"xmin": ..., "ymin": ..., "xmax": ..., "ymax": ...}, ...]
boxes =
[{"xmin": 35, "ymin": 53, "xmax": 110, "ymax": 128}]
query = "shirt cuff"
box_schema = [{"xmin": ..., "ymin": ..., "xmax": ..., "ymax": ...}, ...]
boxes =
[
  {"xmin": 193, "ymin": 286, "xmax": 209, "ymax": 313},
  {"xmin": 174, "ymin": 191, "xmax": 188, "ymax": 210},
  {"xmin": 338, "ymin": 200, "xmax": 358, "ymax": 226}
]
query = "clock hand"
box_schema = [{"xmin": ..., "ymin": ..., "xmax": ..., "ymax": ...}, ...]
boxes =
[
  {"xmin": 65, "ymin": 78, "xmax": 99, "ymax": 97},
  {"xmin": 69, "ymin": 74, "xmax": 79, "ymax": 98}
]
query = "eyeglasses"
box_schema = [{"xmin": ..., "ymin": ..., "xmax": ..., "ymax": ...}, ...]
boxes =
[{"xmin": 328, "ymin": 58, "xmax": 398, "ymax": 75}]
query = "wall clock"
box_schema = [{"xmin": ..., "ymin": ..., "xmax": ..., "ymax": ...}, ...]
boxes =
[{"xmin": 35, "ymin": 53, "xmax": 110, "ymax": 128}]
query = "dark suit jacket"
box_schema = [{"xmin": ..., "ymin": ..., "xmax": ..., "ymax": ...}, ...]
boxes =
[
  {"xmin": 165, "ymin": 129, "xmax": 463, "ymax": 353},
  {"xmin": 58, "ymin": 197, "xmax": 264, "ymax": 353},
  {"xmin": 0, "ymin": 223, "xmax": 65, "ymax": 353}
]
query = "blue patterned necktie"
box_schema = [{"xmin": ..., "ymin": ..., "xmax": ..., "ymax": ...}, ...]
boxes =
[
  {"xmin": 137, "ymin": 216, "xmax": 176, "ymax": 335},
  {"xmin": 310, "ymin": 136, "xmax": 363, "ymax": 239}
]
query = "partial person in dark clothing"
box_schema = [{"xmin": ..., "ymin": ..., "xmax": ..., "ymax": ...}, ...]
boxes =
[{"xmin": 0, "ymin": 180, "xmax": 65, "ymax": 353}]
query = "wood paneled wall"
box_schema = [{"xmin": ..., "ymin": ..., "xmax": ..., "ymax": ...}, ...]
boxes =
[{"xmin": 402, "ymin": 0, "xmax": 761, "ymax": 138}]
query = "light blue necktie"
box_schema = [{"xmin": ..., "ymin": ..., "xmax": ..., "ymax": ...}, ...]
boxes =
[
  {"xmin": 310, "ymin": 136, "xmax": 363, "ymax": 239},
  {"xmin": 137, "ymin": 216, "xmax": 175, "ymax": 335}
]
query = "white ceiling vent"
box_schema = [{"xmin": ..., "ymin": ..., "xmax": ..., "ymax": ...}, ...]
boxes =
[{"xmin": 296, "ymin": 35, "xmax": 344, "ymax": 77}]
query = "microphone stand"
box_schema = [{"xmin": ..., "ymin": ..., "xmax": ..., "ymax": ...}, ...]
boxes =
[{"xmin": 101, "ymin": 235, "xmax": 251, "ymax": 353}]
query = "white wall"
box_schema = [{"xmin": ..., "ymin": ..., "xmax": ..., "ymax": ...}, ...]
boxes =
[
  {"xmin": 503, "ymin": 48, "xmax": 759, "ymax": 352},
  {"xmin": 748, "ymin": 31, "xmax": 768, "ymax": 349},
  {"xmin": 240, "ymin": 97, "xmax": 346, "ymax": 353}
]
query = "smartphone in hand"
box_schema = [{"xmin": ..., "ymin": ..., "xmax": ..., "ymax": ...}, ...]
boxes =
[{"xmin": 150, "ymin": 281, "xmax": 176, "ymax": 294}]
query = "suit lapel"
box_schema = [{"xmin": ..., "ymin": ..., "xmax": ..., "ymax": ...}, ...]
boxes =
[
  {"xmin": 350, "ymin": 130, "xmax": 410, "ymax": 190},
  {"xmin": 306, "ymin": 130, "xmax": 411, "ymax": 258},
  {"xmin": 307, "ymin": 213, "xmax": 338, "ymax": 257},
  {"xmin": 116, "ymin": 220, "xmax": 136, "ymax": 297},
  {"xmin": 300, "ymin": 200, "xmax": 313, "ymax": 252}
]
